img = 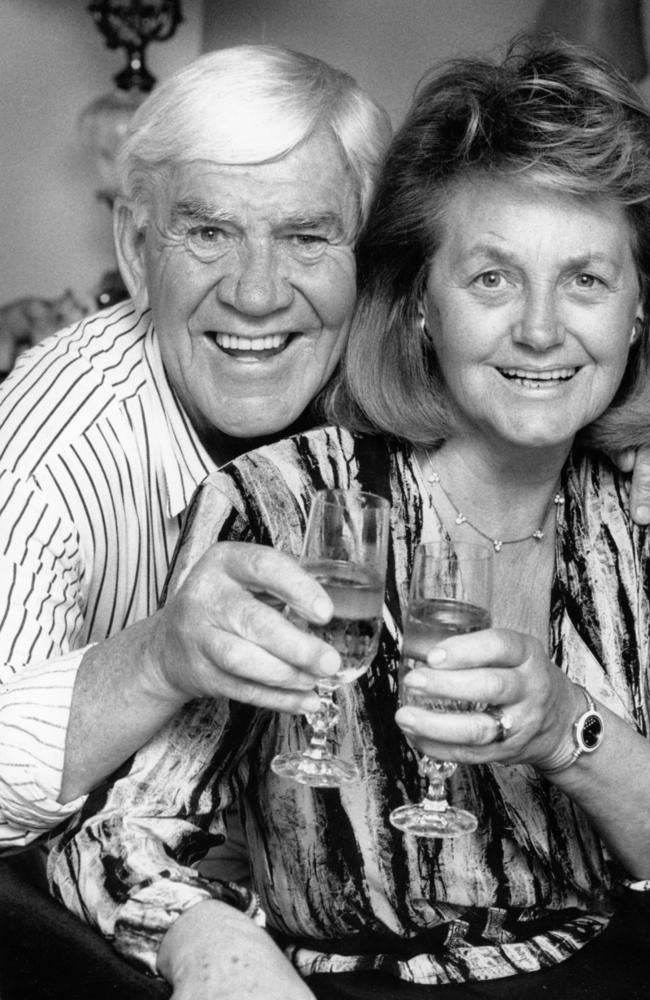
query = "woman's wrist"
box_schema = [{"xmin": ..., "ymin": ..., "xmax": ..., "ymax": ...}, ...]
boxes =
[{"xmin": 538, "ymin": 684, "xmax": 604, "ymax": 775}]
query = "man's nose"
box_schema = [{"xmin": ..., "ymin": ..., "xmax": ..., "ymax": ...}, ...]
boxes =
[
  {"xmin": 217, "ymin": 242, "xmax": 293, "ymax": 315},
  {"xmin": 513, "ymin": 287, "xmax": 565, "ymax": 350}
]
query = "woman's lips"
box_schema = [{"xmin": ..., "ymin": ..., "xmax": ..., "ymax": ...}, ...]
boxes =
[{"xmin": 498, "ymin": 366, "xmax": 579, "ymax": 387}]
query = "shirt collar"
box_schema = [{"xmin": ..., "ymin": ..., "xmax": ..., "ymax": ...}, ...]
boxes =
[{"xmin": 142, "ymin": 323, "xmax": 216, "ymax": 520}]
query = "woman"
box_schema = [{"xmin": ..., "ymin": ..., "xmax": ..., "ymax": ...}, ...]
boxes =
[{"xmin": 48, "ymin": 39, "xmax": 650, "ymax": 1000}]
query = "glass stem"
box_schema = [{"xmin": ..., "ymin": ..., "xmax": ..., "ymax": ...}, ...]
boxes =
[
  {"xmin": 304, "ymin": 684, "xmax": 339, "ymax": 761},
  {"xmin": 420, "ymin": 756, "xmax": 454, "ymax": 813}
]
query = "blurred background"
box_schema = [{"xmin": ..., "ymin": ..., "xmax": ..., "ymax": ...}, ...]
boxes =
[{"xmin": 1, "ymin": 0, "xmax": 649, "ymax": 368}]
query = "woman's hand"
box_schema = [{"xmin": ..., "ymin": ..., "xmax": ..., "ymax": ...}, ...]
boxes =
[
  {"xmin": 157, "ymin": 900, "xmax": 316, "ymax": 1000},
  {"xmin": 395, "ymin": 627, "xmax": 584, "ymax": 770}
]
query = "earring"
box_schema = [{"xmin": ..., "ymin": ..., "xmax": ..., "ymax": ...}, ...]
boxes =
[{"xmin": 631, "ymin": 318, "xmax": 643, "ymax": 344}]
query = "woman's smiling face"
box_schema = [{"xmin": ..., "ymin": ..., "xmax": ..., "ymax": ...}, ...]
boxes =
[{"xmin": 423, "ymin": 175, "xmax": 644, "ymax": 457}]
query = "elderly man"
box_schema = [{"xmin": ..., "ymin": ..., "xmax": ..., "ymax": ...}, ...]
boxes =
[{"xmin": 0, "ymin": 44, "xmax": 392, "ymax": 849}]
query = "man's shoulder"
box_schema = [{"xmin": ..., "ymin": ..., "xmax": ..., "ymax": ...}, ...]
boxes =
[{"xmin": 0, "ymin": 301, "xmax": 152, "ymax": 476}]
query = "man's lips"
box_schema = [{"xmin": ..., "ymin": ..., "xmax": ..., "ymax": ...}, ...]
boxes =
[
  {"xmin": 497, "ymin": 365, "xmax": 579, "ymax": 387},
  {"xmin": 209, "ymin": 331, "xmax": 296, "ymax": 358}
]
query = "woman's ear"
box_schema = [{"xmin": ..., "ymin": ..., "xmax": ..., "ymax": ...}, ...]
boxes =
[
  {"xmin": 113, "ymin": 198, "xmax": 150, "ymax": 311},
  {"xmin": 630, "ymin": 316, "xmax": 645, "ymax": 345}
]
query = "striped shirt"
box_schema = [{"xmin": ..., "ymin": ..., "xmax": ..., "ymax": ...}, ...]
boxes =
[
  {"xmin": 0, "ymin": 300, "xmax": 214, "ymax": 848},
  {"xmin": 48, "ymin": 427, "xmax": 650, "ymax": 983}
]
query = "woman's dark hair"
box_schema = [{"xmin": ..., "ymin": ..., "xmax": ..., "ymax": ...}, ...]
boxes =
[{"xmin": 326, "ymin": 36, "xmax": 650, "ymax": 453}]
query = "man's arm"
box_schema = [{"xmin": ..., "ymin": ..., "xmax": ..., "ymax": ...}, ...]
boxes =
[
  {"xmin": 621, "ymin": 445, "xmax": 650, "ymax": 524},
  {"xmin": 59, "ymin": 541, "xmax": 340, "ymax": 802},
  {"xmin": 49, "ymin": 693, "xmax": 311, "ymax": 998}
]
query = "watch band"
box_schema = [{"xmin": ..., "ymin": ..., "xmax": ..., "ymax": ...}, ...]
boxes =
[{"xmin": 542, "ymin": 684, "xmax": 604, "ymax": 775}]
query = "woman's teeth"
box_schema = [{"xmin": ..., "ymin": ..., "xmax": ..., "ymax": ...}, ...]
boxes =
[
  {"xmin": 499, "ymin": 366, "xmax": 577, "ymax": 386},
  {"xmin": 215, "ymin": 332, "xmax": 289, "ymax": 351}
]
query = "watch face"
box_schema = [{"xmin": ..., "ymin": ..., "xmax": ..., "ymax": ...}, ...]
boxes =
[{"xmin": 582, "ymin": 712, "xmax": 603, "ymax": 751}]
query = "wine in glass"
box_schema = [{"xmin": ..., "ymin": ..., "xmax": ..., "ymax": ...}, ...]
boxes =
[
  {"xmin": 390, "ymin": 540, "xmax": 493, "ymax": 837},
  {"xmin": 271, "ymin": 488, "xmax": 390, "ymax": 787}
]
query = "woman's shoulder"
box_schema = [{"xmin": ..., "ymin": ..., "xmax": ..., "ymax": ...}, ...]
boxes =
[
  {"xmin": 563, "ymin": 449, "xmax": 647, "ymax": 554},
  {"xmin": 204, "ymin": 426, "xmax": 405, "ymax": 493}
]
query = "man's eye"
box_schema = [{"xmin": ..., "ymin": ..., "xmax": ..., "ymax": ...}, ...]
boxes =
[
  {"xmin": 196, "ymin": 227, "xmax": 224, "ymax": 243},
  {"xmin": 288, "ymin": 233, "xmax": 327, "ymax": 248}
]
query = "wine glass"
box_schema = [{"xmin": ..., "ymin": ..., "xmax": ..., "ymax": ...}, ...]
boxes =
[
  {"xmin": 390, "ymin": 540, "xmax": 493, "ymax": 837},
  {"xmin": 271, "ymin": 488, "xmax": 390, "ymax": 787}
]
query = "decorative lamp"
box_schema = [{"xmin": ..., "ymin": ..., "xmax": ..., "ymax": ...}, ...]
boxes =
[{"xmin": 79, "ymin": 0, "xmax": 183, "ymax": 307}]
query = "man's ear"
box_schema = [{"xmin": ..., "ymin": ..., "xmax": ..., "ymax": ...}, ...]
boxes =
[{"xmin": 113, "ymin": 198, "xmax": 150, "ymax": 310}]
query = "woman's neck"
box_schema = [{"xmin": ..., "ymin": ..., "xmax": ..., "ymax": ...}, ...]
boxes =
[{"xmin": 427, "ymin": 437, "xmax": 570, "ymax": 546}]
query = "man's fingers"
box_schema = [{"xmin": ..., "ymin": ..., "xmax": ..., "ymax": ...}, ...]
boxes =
[
  {"xmin": 628, "ymin": 445, "xmax": 650, "ymax": 525},
  {"xmin": 220, "ymin": 544, "xmax": 334, "ymax": 623},
  {"xmin": 209, "ymin": 590, "xmax": 340, "ymax": 678}
]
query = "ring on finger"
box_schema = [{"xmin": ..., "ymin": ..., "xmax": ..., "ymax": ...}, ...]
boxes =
[{"xmin": 485, "ymin": 706, "xmax": 514, "ymax": 744}]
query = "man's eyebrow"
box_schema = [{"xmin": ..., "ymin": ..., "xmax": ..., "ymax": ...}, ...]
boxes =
[
  {"xmin": 171, "ymin": 199, "xmax": 232, "ymax": 224},
  {"xmin": 171, "ymin": 201, "xmax": 346, "ymax": 234}
]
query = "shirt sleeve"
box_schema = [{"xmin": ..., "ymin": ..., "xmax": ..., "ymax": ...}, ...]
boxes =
[
  {"xmin": 47, "ymin": 477, "xmax": 266, "ymax": 976},
  {"xmin": 47, "ymin": 694, "xmax": 265, "ymax": 976},
  {"xmin": 0, "ymin": 469, "xmax": 88, "ymax": 846},
  {"xmin": 0, "ymin": 650, "xmax": 89, "ymax": 848}
]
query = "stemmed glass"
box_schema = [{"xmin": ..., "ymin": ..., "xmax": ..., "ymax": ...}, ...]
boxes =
[
  {"xmin": 271, "ymin": 488, "xmax": 390, "ymax": 788},
  {"xmin": 390, "ymin": 540, "xmax": 493, "ymax": 837}
]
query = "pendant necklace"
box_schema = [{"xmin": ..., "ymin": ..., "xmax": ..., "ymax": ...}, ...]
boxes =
[{"xmin": 423, "ymin": 451, "xmax": 564, "ymax": 553}]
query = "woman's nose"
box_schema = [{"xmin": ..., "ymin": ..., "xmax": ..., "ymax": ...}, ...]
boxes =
[
  {"xmin": 513, "ymin": 288, "xmax": 565, "ymax": 350},
  {"xmin": 216, "ymin": 242, "xmax": 294, "ymax": 315}
]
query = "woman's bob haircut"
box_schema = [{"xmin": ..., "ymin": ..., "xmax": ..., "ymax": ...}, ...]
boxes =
[
  {"xmin": 116, "ymin": 44, "xmax": 392, "ymax": 237},
  {"xmin": 326, "ymin": 36, "xmax": 650, "ymax": 454}
]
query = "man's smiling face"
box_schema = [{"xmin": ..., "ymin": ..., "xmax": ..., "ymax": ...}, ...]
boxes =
[{"xmin": 131, "ymin": 128, "xmax": 358, "ymax": 460}]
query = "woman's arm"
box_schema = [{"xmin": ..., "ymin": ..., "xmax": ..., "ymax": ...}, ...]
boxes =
[{"xmin": 396, "ymin": 630, "xmax": 650, "ymax": 877}]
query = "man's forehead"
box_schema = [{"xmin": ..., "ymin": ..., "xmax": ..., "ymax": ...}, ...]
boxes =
[{"xmin": 166, "ymin": 145, "xmax": 358, "ymax": 230}]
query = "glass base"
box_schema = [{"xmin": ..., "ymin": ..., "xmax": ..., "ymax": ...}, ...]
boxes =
[
  {"xmin": 389, "ymin": 803, "xmax": 478, "ymax": 838},
  {"xmin": 271, "ymin": 750, "xmax": 359, "ymax": 787}
]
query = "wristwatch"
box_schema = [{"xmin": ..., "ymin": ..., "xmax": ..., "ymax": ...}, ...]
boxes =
[
  {"xmin": 543, "ymin": 684, "xmax": 604, "ymax": 774},
  {"xmin": 574, "ymin": 687, "xmax": 604, "ymax": 755}
]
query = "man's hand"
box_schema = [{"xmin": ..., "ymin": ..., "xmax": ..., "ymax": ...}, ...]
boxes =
[
  {"xmin": 615, "ymin": 446, "xmax": 650, "ymax": 525},
  {"xmin": 144, "ymin": 541, "xmax": 340, "ymax": 715},
  {"xmin": 61, "ymin": 542, "xmax": 340, "ymax": 802},
  {"xmin": 157, "ymin": 900, "xmax": 316, "ymax": 1000}
]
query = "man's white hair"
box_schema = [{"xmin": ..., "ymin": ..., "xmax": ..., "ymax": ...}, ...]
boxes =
[{"xmin": 116, "ymin": 44, "xmax": 392, "ymax": 233}]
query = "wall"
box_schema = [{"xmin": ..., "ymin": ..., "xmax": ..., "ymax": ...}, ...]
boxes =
[
  {"xmin": 0, "ymin": 0, "xmax": 203, "ymax": 304},
  {"xmin": 4, "ymin": 0, "xmax": 650, "ymax": 306},
  {"xmin": 202, "ymin": 0, "xmax": 542, "ymax": 125}
]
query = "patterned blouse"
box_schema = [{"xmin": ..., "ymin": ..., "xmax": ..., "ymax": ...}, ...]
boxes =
[{"xmin": 47, "ymin": 427, "xmax": 650, "ymax": 983}]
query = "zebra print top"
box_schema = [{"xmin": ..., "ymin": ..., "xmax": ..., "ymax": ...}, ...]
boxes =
[{"xmin": 48, "ymin": 426, "xmax": 650, "ymax": 983}]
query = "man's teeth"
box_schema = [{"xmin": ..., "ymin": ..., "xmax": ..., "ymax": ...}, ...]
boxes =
[
  {"xmin": 215, "ymin": 332, "xmax": 289, "ymax": 351},
  {"xmin": 500, "ymin": 367, "xmax": 577, "ymax": 381}
]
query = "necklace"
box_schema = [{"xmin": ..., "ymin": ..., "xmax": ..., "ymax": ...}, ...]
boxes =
[{"xmin": 423, "ymin": 451, "xmax": 564, "ymax": 553}]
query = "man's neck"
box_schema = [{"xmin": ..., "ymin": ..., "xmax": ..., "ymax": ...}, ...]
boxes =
[{"xmin": 200, "ymin": 409, "xmax": 319, "ymax": 468}]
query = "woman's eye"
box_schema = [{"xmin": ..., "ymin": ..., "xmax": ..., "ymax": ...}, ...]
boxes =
[
  {"xmin": 475, "ymin": 271, "xmax": 503, "ymax": 289},
  {"xmin": 574, "ymin": 273, "xmax": 602, "ymax": 289}
]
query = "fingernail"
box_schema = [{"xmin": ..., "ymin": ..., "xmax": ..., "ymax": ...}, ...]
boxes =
[
  {"xmin": 397, "ymin": 709, "xmax": 416, "ymax": 728},
  {"xmin": 313, "ymin": 596, "xmax": 332, "ymax": 620},
  {"xmin": 428, "ymin": 648, "xmax": 446, "ymax": 665},
  {"xmin": 319, "ymin": 649, "xmax": 340, "ymax": 674},
  {"xmin": 302, "ymin": 694, "xmax": 321, "ymax": 713},
  {"xmin": 635, "ymin": 505, "xmax": 650, "ymax": 524},
  {"xmin": 404, "ymin": 670, "xmax": 427, "ymax": 688}
]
